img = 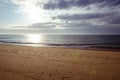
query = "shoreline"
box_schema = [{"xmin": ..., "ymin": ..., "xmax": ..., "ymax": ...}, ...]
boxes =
[{"xmin": 0, "ymin": 43, "xmax": 120, "ymax": 52}]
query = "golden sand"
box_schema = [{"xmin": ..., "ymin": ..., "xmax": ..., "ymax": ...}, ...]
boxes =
[{"xmin": 0, "ymin": 44, "xmax": 120, "ymax": 80}]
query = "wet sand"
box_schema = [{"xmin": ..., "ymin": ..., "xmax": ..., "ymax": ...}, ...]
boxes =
[{"xmin": 0, "ymin": 44, "xmax": 120, "ymax": 80}]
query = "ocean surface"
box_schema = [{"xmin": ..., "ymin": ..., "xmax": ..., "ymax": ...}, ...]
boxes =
[{"xmin": 0, "ymin": 34, "xmax": 120, "ymax": 49}]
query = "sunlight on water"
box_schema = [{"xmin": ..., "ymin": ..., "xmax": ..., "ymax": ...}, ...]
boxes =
[{"xmin": 27, "ymin": 34, "xmax": 43, "ymax": 43}]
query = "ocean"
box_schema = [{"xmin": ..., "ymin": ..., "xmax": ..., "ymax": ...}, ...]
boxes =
[{"xmin": 0, "ymin": 34, "xmax": 120, "ymax": 49}]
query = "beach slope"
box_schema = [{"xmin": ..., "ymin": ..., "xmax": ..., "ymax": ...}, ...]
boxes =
[{"xmin": 0, "ymin": 45, "xmax": 120, "ymax": 80}]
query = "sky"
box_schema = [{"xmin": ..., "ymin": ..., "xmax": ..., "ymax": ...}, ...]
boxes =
[{"xmin": 0, "ymin": 0, "xmax": 120, "ymax": 34}]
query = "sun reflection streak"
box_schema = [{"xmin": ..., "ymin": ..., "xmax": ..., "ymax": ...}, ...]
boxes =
[{"xmin": 27, "ymin": 34, "xmax": 43, "ymax": 43}]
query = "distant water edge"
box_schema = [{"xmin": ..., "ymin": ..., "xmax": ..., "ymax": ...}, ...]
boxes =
[{"xmin": 0, "ymin": 34, "xmax": 120, "ymax": 50}]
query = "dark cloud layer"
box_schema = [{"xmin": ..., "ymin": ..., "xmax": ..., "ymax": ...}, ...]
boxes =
[
  {"xmin": 57, "ymin": 12, "xmax": 116, "ymax": 21},
  {"xmin": 43, "ymin": 0, "xmax": 120, "ymax": 10},
  {"xmin": 109, "ymin": 18, "xmax": 120, "ymax": 24},
  {"xmin": 106, "ymin": 14, "xmax": 120, "ymax": 24}
]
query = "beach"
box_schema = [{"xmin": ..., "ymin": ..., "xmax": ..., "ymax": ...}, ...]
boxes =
[{"xmin": 0, "ymin": 44, "xmax": 120, "ymax": 80}]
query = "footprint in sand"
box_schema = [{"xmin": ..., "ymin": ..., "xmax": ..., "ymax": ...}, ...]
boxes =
[{"xmin": 62, "ymin": 76, "xmax": 71, "ymax": 80}]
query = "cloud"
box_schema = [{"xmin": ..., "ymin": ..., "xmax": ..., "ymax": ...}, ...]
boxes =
[
  {"xmin": 30, "ymin": 22, "xmax": 57, "ymax": 29},
  {"xmin": 44, "ymin": 0, "xmax": 70, "ymax": 10},
  {"xmin": 43, "ymin": 0, "xmax": 120, "ymax": 10},
  {"xmin": 11, "ymin": 22, "xmax": 63, "ymax": 30},
  {"xmin": 55, "ymin": 11, "xmax": 120, "ymax": 28},
  {"xmin": 1, "ymin": 0, "xmax": 120, "ymax": 34},
  {"xmin": 2, "ymin": 23, "xmax": 120, "ymax": 34},
  {"xmin": 57, "ymin": 12, "xmax": 115, "ymax": 21},
  {"xmin": 106, "ymin": 14, "xmax": 120, "ymax": 24},
  {"xmin": 108, "ymin": 18, "xmax": 120, "ymax": 24}
]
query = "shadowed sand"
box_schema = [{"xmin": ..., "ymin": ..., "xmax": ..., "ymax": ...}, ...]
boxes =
[{"xmin": 0, "ymin": 44, "xmax": 120, "ymax": 80}]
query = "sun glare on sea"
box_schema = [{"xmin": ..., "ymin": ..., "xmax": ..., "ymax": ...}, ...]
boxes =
[{"xmin": 27, "ymin": 34, "xmax": 43, "ymax": 43}]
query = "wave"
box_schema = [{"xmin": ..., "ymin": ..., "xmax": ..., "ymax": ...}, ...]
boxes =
[{"xmin": 0, "ymin": 40, "xmax": 120, "ymax": 49}]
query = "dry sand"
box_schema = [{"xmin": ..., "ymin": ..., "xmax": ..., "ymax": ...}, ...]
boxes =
[{"xmin": 0, "ymin": 44, "xmax": 120, "ymax": 80}]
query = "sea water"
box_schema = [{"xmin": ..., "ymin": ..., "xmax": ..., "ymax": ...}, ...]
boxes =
[{"xmin": 0, "ymin": 34, "xmax": 120, "ymax": 49}]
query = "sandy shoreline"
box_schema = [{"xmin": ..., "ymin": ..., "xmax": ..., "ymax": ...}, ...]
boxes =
[{"xmin": 0, "ymin": 44, "xmax": 120, "ymax": 80}]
